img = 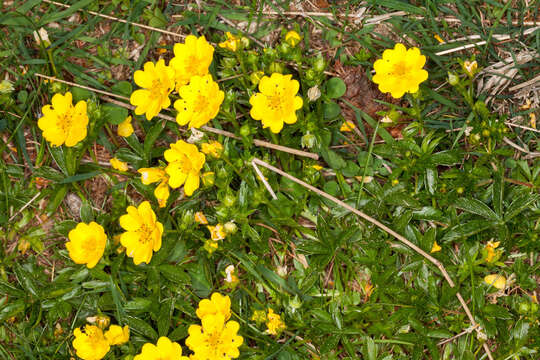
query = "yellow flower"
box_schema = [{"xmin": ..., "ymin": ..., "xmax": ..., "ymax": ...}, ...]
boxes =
[
  {"xmin": 134, "ymin": 336, "xmax": 188, "ymax": 360},
  {"xmin": 38, "ymin": 92, "xmax": 89, "ymax": 147},
  {"xmin": 530, "ymin": 113, "xmax": 536, "ymax": 129},
  {"xmin": 285, "ymin": 30, "xmax": 301, "ymax": 47},
  {"xmin": 204, "ymin": 239, "xmax": 219, "ymax": 254},
  {"xmin": 265, "ymin": 309, "xmax": 286, "ymax": 336},
  {"xmin": 170, "ymin": 35, "xmax": 214, "ymax": 91},
  {"xmin": 117, "ymin": 116, "xmax": 134, "ymax": 137},
  {"xmin": 340, "ymin": 120, "xmax": 356, "ymax": 132},
  {"xmin": 219, "ymin": 32, "xmax": 241, "ymax": 52},
  {"xmin": 484, "ymin": 240, "xmax": 501, "ymax": 263},
  {"xmin": 201, "ymin": 141, "xmax": 224, "ymax": 158},
  {"xmin": 185, "ymin": 314, "xmax": 243, "ymax": 360},
  {"xmin": 130, "ymin": 59, "xmax": 175, "ymax": 121},
  {"xmin": 138, "ymin": 167, "xmax": 171, "ymax": 208},
  {"xmin": 174, "ymin": 75, "xmax": 224, "ymax": 129},
  {"xmin": 66, "ymin": 222, "xmax": 107, "ymax": 269},
  {"xmin": 430, "ymin": 241, "xmax": 441, "ymax": 253},
  {"xmin": 72, "ymin": 325, "xmax": 110, "ymax": 360},
  {"xmin": 207, "ymin": 224, "xmax": 226, "ymax": 241},
  {"xmin": 434, "ymin": 34, "xmax": 445, "ymax": 44},
  {"xmin": 119, "ymin": 201, "xmax": 163, "ymax": 265},
  {"xmin": 372, "ymin": 43, "xmax": 429, "ymax": 98},
  {"xmin": 104, "ymin": 325, "xmax": 129, "ymax": 346},
  {"xmin": 194, "ymin": 211, "xmax": 208, "ymax": 225},
  {"xmin": 154, "ymin": 180, "xmax": 170, "ymax": 208},
  {"xmin": 164, "ymin": 140, "xmax": 205, "ymax": 196},
  {"xmin": 110, "ymin": 158, "xmax": 128, "ymax": 172},
  {"xmin": 196, "ymin": 292, "xmax": 231, "ymax": 321},
  {"xmin": 249, "ymin": 73, "xmax": 303, "ymax": 133},
  {"xmin": 139, "ymin": 167, "xmax": 167, "ymax": 185},
  {"xmin": 250, "ymin": 310, "xmax": 266, "ymax": 324},
  {"xmin": 484, "ymin": 274, "xmax": 506, "ymax": 290},
  {"xmin": 463, "ymin": 60, "xmax": 478, "ymax": 77},
  {"xmin": 311, "ymin": 165, "xmax": 323, "ymax": 171}
]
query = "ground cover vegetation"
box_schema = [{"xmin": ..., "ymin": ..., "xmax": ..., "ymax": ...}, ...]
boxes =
[{"xmin": 0, "ymin": 0, "xmax": 539, "ymax": 359}]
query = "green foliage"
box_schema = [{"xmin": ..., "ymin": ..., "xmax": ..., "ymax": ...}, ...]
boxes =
[{"xmin": 0, "ymin": 0, "xmax": 539, "ymax": 359}]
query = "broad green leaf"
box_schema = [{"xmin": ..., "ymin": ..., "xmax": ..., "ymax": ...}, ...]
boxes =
[
  {"xmin": 455, "ymin": 198, "xmax": 499, "ymax": 220},
  {"xmin": 326, "ymin": 77, "xmax": 346, "ymax": 99},
  {"xmin": 441, "ymin": 220, "xmax": 495, "ymax": 242}
]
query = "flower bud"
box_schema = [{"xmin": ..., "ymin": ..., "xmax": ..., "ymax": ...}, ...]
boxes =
[
  {"xmin": 448, "ymin": 72, "xmax": 459, "ymax": 86},
  {"xmin": 0, "ymin": 80, "xmax": 14, "ymax": 94},
  {"xmin": 307, "ymin": 85, "xmax": 321, "ymax": 102},
  {"xmin": 224, "ymin": 221, "xmax": 237, "ymax": 235},
  {"xmin": 86, "ymin": 315, "xmax": 110, "ymax": 329},
  {"xmin": 301, "ymin": 133, "xmax": 316, "ymax": 149},
  {"xmin": 267, "ymin": 62, "xmax": 284, "ymax": 74},
  {"xmin": 201, "ymin": 171, "xmax": 215, "ymax": 187},
  {"xmin": 250, "ymin": 71, "xmax": 265, "ymax": 86},
  {"xmin": 284, "ymin": 30, "xmax": 302, "ymax": 47},
  {"xmin": 240, "ymin": 124, "xmax": 251, "ymax": 137},
  {"xmin": 313, "ymin": 55, "xmax": 326, "ymax": 73}
]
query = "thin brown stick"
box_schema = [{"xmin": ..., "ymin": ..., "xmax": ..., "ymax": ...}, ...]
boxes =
[
  {"xmin": 42, "ymin": 0, "xmax": 187, "ymax": 40},
  {"xmin": 36, "ymin": 73, "xmax": 129, "ymax": 101},
  {"xmin": 34, "ymin": 73, "xmax": 318, "ymax": 159},
  {"xmin": 251, "ymin": 157, "xmax": 494, "ymax": 360},
  {"xmin": 437, "ymin": 324, "xmax": 479, "ymax": 346}
]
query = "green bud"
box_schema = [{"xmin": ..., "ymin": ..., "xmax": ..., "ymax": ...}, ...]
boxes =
[
  {"xmin": 201, "ymin": 172, "xmax": 215, "ymax": 187},
  {"xmin": 301, "ymin": 133, "xmax": 316, "ymax": 148},
  {"xmin": 224, "ymin": 221, "xmax": 237, "ymax": 235},
  {"xmin": 448, "ymin": 72, "xmax": 459, "ymax": 86},
  {"xmin": 240, "ymin": 124, "xmax": 251, "ymax": 137},
  {"xmin": 518, "ymin": 302, "xmax": 530, "ymax": 314},
  {"xmin": 267, "ymin": 62, "xmax": 284, "ymax": 74},
  {"xmin": 313, "ymin": 55, "xmax": 326, "ymax": 72},
  {"xmin": 246, "ymin": 51, "xmax": 258, "ymax": 65},
  {"xmin": 250, "ymin": 71, "xmax": 264, "ymax": 86},
  {"xmin": 221, "ymin": 57, "xmax": 237, "ymax": 69},
  {"xmin": 223, "ymin": 194, "xmax": 236, "ymax": 207}
]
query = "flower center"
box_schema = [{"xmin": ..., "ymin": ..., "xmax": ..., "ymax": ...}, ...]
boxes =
[
  {"xmin": 57, "ymin": 112, "xmax": 73, "ymax": 133},
  {"xmin": 268, "ymin": 93, "xmax": 283, "ymax": 112},
  {"xmin": 150, "ymin": 79, "xmax": 168, "ymax": 100},
  {"xmin": 193, "ymin": 94, "xmax": 210, "ymax": 113},
  {"xmin": 391, "ymin": 61, "xmax": 410, "ymax": 77},
  {"xmin": 137, "ymin": 224, "xmax": 153, "ymax": 243}
]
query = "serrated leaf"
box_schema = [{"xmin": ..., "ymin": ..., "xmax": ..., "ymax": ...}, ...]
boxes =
[
  {"xmin": 455, "ymin": 198, "xmax": 499, "ymax": 220},
  {"xmin": 441, "ymin": 220, "xmax": 494, "ymax": 242}
]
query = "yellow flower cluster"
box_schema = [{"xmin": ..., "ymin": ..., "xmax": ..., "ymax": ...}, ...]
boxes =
[
  {"xmin": 72, "ymin": 323, "xmax": 129, "ymax": 360},
  {"xmin": 186, "ymin": 293, "xmax": 243, "ymax": 359},
  {"xmin": 129, "ymin": 35, "xmax": 223, "ymax": 129}
]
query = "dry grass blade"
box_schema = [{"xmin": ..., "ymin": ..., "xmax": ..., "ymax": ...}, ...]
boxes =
[
  {"xmin": 251, "ymin": 157, "xmax": 494, "ymax": 360},
  {"xmin": 42, "ymin": 0, "xmax": 187, "ymax": 39}
]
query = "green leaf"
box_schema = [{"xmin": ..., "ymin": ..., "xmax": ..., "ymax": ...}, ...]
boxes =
[
  {"xmin": 504, "ymin": 193, "xmax": 539, "ymax": 222},
  {"xmin": 493, "ymin": 172, "xmax": 504, "ymax": 217},
  {"xmin": 79, "ymin": 202, "xmax": 94, "ymax": 223},
  {"xmin": 102, "ymin": 104, "xmax": 129, "ymax": 125},
  {"xmin": 144, "ymin": 122, "xmax": 165, "ymax": 161},
  {"xmin": 441, "ymin": 220, "xmax": 494, "ymax": 242},
  {"xmin": 111, "ymin": 81, "xmax": 133, "ymax": 97},
  {"xmin": 125, "ymin": 316, "xmax": 158, "ymax": 340},
  {"xmin": 326, "ymin": 77, "xmax": 346, "ymax": 99},
  {"xmin": 455, "ymin": 198, "xmax": 499, "ymax": 220},
  {"xmin": 323, "ymin": 101, "xmax": 341, "ymax": 119},
  {"xmin": 71, "ymin": 87, "xmax": 92, "ymax": 102},
  {"xmin": 483, "ymin": 304, "xmax": 513, "ymax": 319},
  {"xmin": 159, "ymin": 264, "xmax": 190, "ymax": 284},
  {"xmin": 320, "ymin": 148, "xmax": 346, "ymax": 170}
]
